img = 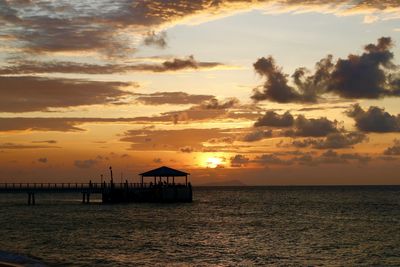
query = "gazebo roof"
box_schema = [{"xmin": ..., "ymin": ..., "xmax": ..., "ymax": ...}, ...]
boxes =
[{"xmin": 139, "ymin": 166, "xmax": 189, "ymax": 177}]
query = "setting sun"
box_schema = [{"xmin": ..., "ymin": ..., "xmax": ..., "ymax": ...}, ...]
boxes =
[{"xmin": 206, "ymin": 157, "xmax": 224, "ymax": 168}]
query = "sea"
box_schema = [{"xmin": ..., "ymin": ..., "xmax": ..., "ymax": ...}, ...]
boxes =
[{"xmin": 0, "ymin": 186, "xmax": 399, "ymax": 266}]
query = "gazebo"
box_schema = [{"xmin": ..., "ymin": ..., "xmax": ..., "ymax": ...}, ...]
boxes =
[{"xmin": 139, "ymin": 166, "xmax": 190, "ymax": 187}]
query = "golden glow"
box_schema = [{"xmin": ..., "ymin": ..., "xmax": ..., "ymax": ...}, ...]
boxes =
[{"xmin": 206, "ymin": 156, "xmax": 224, "ymax": 168}]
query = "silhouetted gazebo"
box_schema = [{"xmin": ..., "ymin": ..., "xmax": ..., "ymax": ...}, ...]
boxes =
[{"xmin": 139, "ymin": 166, "xmax": 190, "ymax": 187}]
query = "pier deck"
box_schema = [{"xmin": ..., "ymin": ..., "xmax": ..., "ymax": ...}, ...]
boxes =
[
  {"xmin": 0, "ymin": 166, "xmax": 193, "ymax": 205},
  {"xmin": 0, "ymin": 182, "xmax": 192, "ymax": 205}
]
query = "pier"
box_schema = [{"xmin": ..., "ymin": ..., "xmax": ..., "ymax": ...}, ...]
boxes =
[{"xmin": 0, "ymin": 166, "xmax": 193, "ymax": 205}]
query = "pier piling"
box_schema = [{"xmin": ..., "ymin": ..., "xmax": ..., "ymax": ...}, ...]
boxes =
[{"xmin": 27, "ymin": 192, "xmax": 35, "ymax": 205}]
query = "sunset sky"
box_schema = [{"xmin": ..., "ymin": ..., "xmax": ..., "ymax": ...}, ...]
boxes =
[{"xmin": 1, "ymin": 0, "xmax": 399, "ymax": 185}]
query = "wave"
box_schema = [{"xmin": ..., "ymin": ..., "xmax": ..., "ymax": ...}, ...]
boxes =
[{"xmin": 0, "ymin": 251, "xmax": 46, "ymax": 267}]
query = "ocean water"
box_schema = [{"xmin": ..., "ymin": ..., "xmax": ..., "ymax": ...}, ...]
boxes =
[{"xmin": 0, "ymin": 186, "xmax": 399, "ymax": 266}]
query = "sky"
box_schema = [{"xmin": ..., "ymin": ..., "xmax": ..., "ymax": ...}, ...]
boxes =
[{"xmin": 0, "ymin": 0, "xmax": 400, "ymax": 185}]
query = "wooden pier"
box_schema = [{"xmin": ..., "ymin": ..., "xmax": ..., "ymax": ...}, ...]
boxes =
[{"xmin": 0, "ymin": 166, "xmax": 193, "ymax": 205}]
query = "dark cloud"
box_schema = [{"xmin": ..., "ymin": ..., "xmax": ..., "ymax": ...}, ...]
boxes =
[
  {"xmin": 230, "ymin": 154, "xmax": 250, "ymax": 167},
  {"xmin": 180, "ymin": 146, "xmax": 194, "ymax": 153},
  {"xmin": 292, "ymin": 150, "xmax": 371, "ymax": 166},
  {"xmin": 291, "ymin": 115, "xmax": 339, "ymax": 137},
  {"xmin": 153, "ymin": 158, "xmax": 163, "ymax": 163},
  {"xmin": 292, "ymin": 132, "xmax": 367, "ymax": 149},
  {"xmin": 32, "ymin": 140, "xmax": 57, "ymax": 144},
  {"xmin": 314, "ymin": 132, "xmax": 367, "ymax": 149},
  {"xmin": 228, "ymin": 149, "xmax": 372, "ymax": 168},
  {"xmin": 252, "ymin": 56, "xmax": 312, "ymax": 103},
  {"xmin": 161, "ymin": 55, "xmax": 222, "ymax": 71},
  {"xmin": 346, "ymin": 104, "xmax": 400, "ymax": 132},
  {"xmin": 242, "ymin": 129, "xmax": 272, "ymax": 142},
  {"xmin": 136, "ymin": 92, "xmax": 214, "ymax": 105},
  {"xmin": 293, "ymin": 152, "xmax": 315, "ymax": 166},
  {"xmin": 252, "ymin": 37, "xmax": 400, "ymax": 103},
  {"xmin": 207, "ymin": 137, "xmax": 235, "ymax": 144},
  {"xmin": 254, "ymin": 154, "xmax": 293, "ymax": 166},
  {"xmin": 143, "ymin": 31, "xmax": 167, "ymax": 48},
  {"xmin": 318, "ymin": 150, "xmax": 371, "ymax": 165},
  {"xmin": 0, "ymin": 117, "xmax": 174, "ymax": 132},
  {"xmin": 254, "ymin": 111, "xmax": 294, "ymax": 127},
  {"xmin": 383, "ymin": 139, "xmax": 400, "ymax": 155},
  {"xmin": 0, "ymin": 76, "xmax": 132, "ymax": 112},
  {"xmin": 296, "ymin": 105, "xmax": 349, "ymax": 112},
  {"xmin": 0, "ymin": 56, "xmax": 223, "ymax": 75},
  {"xmin": 37, "ymin": 157, "xmax": 48, "ymax": 163},
  {"xmin": 74, "ymin": 159, "xmax": 99, "ymax": 169},
  {"xmin": 327, "ymin": 37, "xmax": 399, "ymax": 99},
  {"xmin": 0, "ymin": 118, "xmax": 90, "ymax": 132},
  {"xmin": 0, "ymin": 104, "xmax": 259, "ymax": 132},
  {"xmin": 292, "ymin": 139, "xmax": 317, "ymax": 148},
  {"xmin": 201, "ymin": 97, "xmax": 240, "ymax": 110},
  {"xmin": 0, "ymin": 142, "xmax": 58, "ymax": 149},
  {"xmin": 253, "ymin": 111, "xmax": 340, "ymax": 137},
  {"xmin": 251, "ymin": 55, "xmax": 331, "ymax": 103},
  {"xmin": 17, "ymin": 22, "xmax": 130, "ymax": 56}
]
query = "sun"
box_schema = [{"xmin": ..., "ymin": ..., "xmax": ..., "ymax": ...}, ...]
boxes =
[{"xmin": 206, "ymin": 157, "xmax": 223, "ymax": 168}]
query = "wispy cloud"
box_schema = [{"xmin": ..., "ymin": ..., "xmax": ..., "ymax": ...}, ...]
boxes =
[
  {"xmin": 0, "ymin": 56, "xmax": 225, "ymax": 75},
  {"xmin": 1, "ymin": 1, "xmax": 398, "ymax": 57},
  {"xmin": 0, "ymin": 76, "xmax": 133, "ymax": 112}
]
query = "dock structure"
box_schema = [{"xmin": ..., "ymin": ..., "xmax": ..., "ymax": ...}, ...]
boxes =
[{"xmin": 0, "ymin": 166, "xmax": 192, "ymax": 205}]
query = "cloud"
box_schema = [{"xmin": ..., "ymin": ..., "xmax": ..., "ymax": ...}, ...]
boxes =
[
  {"xmin": 327, "ymin": 37, "xmax": 399, "ymax": 99},
  {"xmin": 0, "ymin": 118, "xmax": 89, "ymax": 132},
  {"xmin": 252, "ymin": 37, "xmax": 400, "ymax": 103},
  {"xmin": 0, "ymin": 143, "xmax": 57, "ymax": 149},
  {"xmin": 121, "ymin": 128, "xmax": 235, "ymax": 151},
  {"xmin": 153, "ymin": 158, "xmax": 163, "ymax": 163},
  {"xmin": 135, "ymin": 92, "xmax": 214, "ymax": 105},
  {"xmin": 37, "ymin": 157, "xmax": 48, "ymax": 163},
  {"xmin": 317, "ymin": 150, "xmax": 371, "ymax": 165},
  {"xmin": 0, "ymin": 76, "xmax": 132, "ymax": 112},
  {"xmin": 201, "ymin": 97, "xmax": 240, "ymax": 110},
  {"xmin": 242, "ymin": 129, "xmax": 273, "ymax": 142},
  {"xmin": 292, "ymin": 132, "xmax": 367, "ymax": 149},
  {"xmin": 207, "ymin": 137, "xmax": 235, "ymax": 144},
  {"xmin": 252, "ymin": 56, "xmax": 333, "ymax": 103},
  {"xmin": 230, "ymin": 154, "xmax": 250, "ymax": 167},
  {"xmin": 74, "ymin": 159, "xmax": 99, "ymax": 169},
  {"xmin": 143, "ymin": 31, "xmax": 167, "ymax": 48},
  {"xmin": 315, "ymin": 132, "xmax": 368, "ymax": 149},
  {"xmin": 0, "ymin": 103, "xmax": 259, "ymax": 132},
  {"xmin": 384, "ymin": 139, "xmax": 400, "ymax": 155},
  {"xmin": 346, "ymin": 104, "xmax": 400, "ymax": 132},
  {"xmin": 2, "ymin": 1, "xmax": 399, "ymax": 57},
  {"xmin": 252, "ymin": 111, "xmax": 340, "ymax": 138},
  {"xmin": 180, "ymin": 146, "xmax": 194, "ymax": 153},
  {"xmin": 292, "ymin": 150, "xmax": 371, "ymax": 166},
  {"xmin": 254, "ymin": 110, "xmax": 294, "ymax": 127},
  {"xmin": 290, "ymin": 115, "xmax": 339, "ymax": 137},
  {"xmin": 363, "ymin": 14, "xmax": 379, "ymax": 23},
  {"xmin": 0, "ymin": 56, "xmax": 224, "ymax": 75},
  {"xmin": 254, "ymin": 154, "xmax": 293, "ymax": 166},
  {"xmin": 32, "ymin": 140, "xmax": 57, "ymax": 144}
]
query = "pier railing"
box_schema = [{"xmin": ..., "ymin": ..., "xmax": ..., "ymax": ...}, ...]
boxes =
[{"xmin": 0, "ymin": 182, "xmax": 153, "ymax": 193}]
